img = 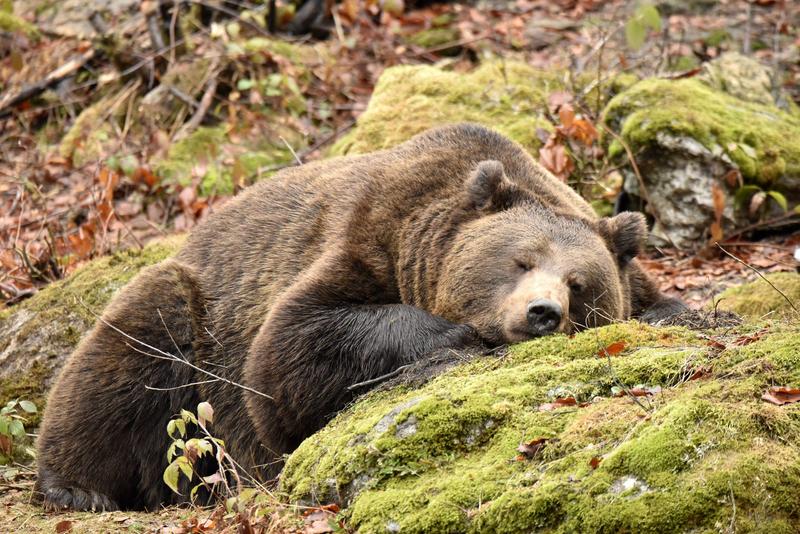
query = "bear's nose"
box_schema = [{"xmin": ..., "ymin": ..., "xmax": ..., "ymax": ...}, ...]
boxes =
[{"xmin": 526, "ymin": 299, "xmax": 562, "ymax": 335}]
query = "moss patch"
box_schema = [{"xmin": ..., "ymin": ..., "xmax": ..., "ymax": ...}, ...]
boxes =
[
  {"xmin": 0, "ymin": 236, "xmax": 185, "ymax": 410},
  {"xmin": 330, "ymin": 61, "xmax": 563, "ymax": 156},
  {"xmin": 714, "ymin": 272, "xmax": 800, "ymax": 321},
  {"xmin": 281, "ymin": 321, "xmax": 800, "ymax": 532},
  {"xmin": 0, "ymin": 11, "xmax": 39, "ymax": 36},
  {"xmin": 602, "ymin": 77, "xmax": 800, "ymax": 187},
  {"xmin": 404, "ymin": 27, "xmax": 460, "ymax": 49}
]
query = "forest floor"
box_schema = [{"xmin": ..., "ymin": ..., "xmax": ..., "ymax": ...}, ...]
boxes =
[{"xmin": 1, "ymin": 0, "xmax": 799, "ymax": 532}]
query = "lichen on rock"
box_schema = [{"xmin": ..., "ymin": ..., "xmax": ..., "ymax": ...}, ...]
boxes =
[
  {"xmin": 330, "ymin": 61, "xmax": 563, "ymax": 157},
  {"xmin": 280, "ymin": 321, "xmax": 800, "ymax": 532},
  {"xmin": 0, "ymin": 236, "xmax": 184, "ymax": 410}
]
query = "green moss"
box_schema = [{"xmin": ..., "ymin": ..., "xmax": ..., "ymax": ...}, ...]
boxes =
[
  {"xmin": 0, "ymin": 11, "xmax": 39, "ymax": 36},
  {"xmin": 153, "ymin": 124, "xmax": 303, "ymax": 196},
  {"xmin": 714, "ymin": 272, "xmax": 800, "ymax": 321},
  {"xmin": 281, "ymin": 319, "xmax": 800, "ymax": 532},
  {"xmin": 404, "ymin": 27, "xmax": 460, "ymax": 49},
  {"xmin": 59, "ymin": 99, "xmax": 116, "ymax": 167},
  {"xmin": 330, "ymin": 61, "xmax": 562, "ymax": 157},
  {"xmin": 602, "ymin": 78, "xmax": 800, "ymax": 186}
]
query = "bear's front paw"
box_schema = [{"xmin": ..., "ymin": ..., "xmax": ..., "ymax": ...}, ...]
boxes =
[
  {"xmin": 640, "ymin": 297, "xmax": 688, "ymax": 325},
  {"xmin": 42, "ymin": 486, "xmax": 119, "ymax": 512},
  {"xmin": 431, "ymin": 323, "xmax": 485, "ymax": 353}
]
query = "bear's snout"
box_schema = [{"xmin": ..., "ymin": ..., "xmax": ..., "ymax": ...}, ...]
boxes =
[{"xmin": 526, "ymin": 299, "xmax": 562, "ymax": 336}]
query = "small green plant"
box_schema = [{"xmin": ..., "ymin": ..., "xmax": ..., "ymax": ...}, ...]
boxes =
[
  {"xmin": 625, "ymin": 3, "xmax": 661, "ymax": 50},
  {"xmin": 0, "ymin": 399, "xmax": 37, "ymax": 464},
  {"xmin": 734, "ymin": 184, "xmax": 789, "ymax": 220},
  {"xmin": 164, "ymin": 401, "xmax": 242, "ymax": 502}
]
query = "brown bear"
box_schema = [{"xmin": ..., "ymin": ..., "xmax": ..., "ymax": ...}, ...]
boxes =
[{"xmin": 36, "ymin": 123, "xmax": 684, "ymax": 511}]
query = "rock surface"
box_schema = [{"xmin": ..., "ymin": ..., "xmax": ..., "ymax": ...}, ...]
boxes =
[{"xmin": 603, "ymin": 53, "xmax": 800, "ymax": 249}]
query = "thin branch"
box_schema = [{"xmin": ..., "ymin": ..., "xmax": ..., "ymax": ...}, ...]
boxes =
[
  {"xmin": 145, "ymin": 378, "xmax": 220, "ymax": 391},
  {"xmin": 715, "ymin": 243, "xmax": 799, "ymax": 316},
  {"xmin": 79, "ymin": 299, "xmax": 274, "ymax": 399},
  {"xmin": 348, "ymin": 364, "xmax": 413, "ymax": 391}
]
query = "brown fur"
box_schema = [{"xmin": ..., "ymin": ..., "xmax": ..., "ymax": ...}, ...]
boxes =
[{"xmin": 36, "ymin": 124, "xmax": 683, "ymax": 511}]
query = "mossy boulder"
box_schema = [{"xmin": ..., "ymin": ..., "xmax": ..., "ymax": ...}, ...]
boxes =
[
  {"xmin": 602, "ymin": 53, "xmax": 800, "ymax": 248},
  {"xmin": 330, "ymin": 61, "xmax": 563, "ymax": 157},
  {"xmin": 715, "ymin": 272, "xmax": 800, "ymax": 321},
  {"xmin": 281, "ymin": 321, "xmax": 800, "ymax": 532},
  {"xmin": 0, "ymin": 236, "xmax": 184, "ymax": 412}
]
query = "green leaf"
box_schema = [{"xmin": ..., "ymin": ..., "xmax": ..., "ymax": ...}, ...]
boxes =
[
  {"xmin": 625, "ymin": 19, "xmax": 646, "ymax": 50},
  {"xmin": 638, "ymin": 4, "xmax": 662, "ymax": 31},
  {"xmin": 237, "ymin": 79, "xmax": 255, "ymax": 91},
  {"xmin": 8, "ymin": 420, "xmax": 24, "ymax": 438},
  {"xmin": 163, "ymin": 462, "xmax": 181, "ymax": 494},
  {"xmin": 176, "ymin": 456, "xmax": 193, "ymax": 480},
  {"xmin": 18, "ymin": 401, "xmax": 36, "ymax": 414},
  {"xmin": 167, "ymin": 419, "xmax": 176, "ymax": 438},
  {"xmin": 794, "ymin": 204, "xmax": 800, "ymax": 214},
  {"xmin": 197, "ymin": 401, "xmax": 214, "ymax": 426},
  {"xmin": 0, "ymin": 417, "xmax": 8, "ymax": 435},
  {"xmin": 766, "ymin": 190, "xmax": 788, "ymax": 211},
  {"xmin": 734, "ymin": 185, "xmax": 762, "ymax": 210},
  {"xmin": 175, "ymin": 419, "xmax": 186, "ymax": 438},
  {"xmin": 180, "ymin": 409, "xmax": 197, "ymax": 425}
]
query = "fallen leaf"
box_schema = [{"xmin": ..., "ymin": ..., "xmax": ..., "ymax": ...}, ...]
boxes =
[
  {"xmin": 55, "ymin": 520, "xmax": 73, "ymax": 533},
  {"xmin": 539, "ymin": 397, "xmax": 578, "ymax": 411},
  {"xmin": 762, "ymin": 386, "xmax": 800, "ymax": 406},
  {"xmin": 597, "ymin": 341, "xmax": 626, "ymax": 357},
  {"xmin": 517, "ymin": 437, "xmax": 549, "ymax": 459},
  {"xmin": 613, "ymin": 385, "xmax": 661, "ymax": 398},
  {"xmin": 687, "ymin": 366, "xmax": 712, "ymax": 380},
  {"xmin": 589, "ymin": 456, "xmax": 601, "ymax": 469}
]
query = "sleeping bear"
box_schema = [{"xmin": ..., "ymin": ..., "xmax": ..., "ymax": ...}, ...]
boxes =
[{"xmin": 36, "ymin": 123, "xmax": 684, "ymax": 511}]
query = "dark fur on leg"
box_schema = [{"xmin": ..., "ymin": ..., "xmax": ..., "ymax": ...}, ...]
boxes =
[{"xmin": 36, "ymin": 260, "xmax": 208, "ymax": 511}]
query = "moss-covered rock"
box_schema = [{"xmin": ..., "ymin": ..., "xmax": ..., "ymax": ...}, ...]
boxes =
[
  {"xmin": 714, "ymin": 272, "xmax": 800, "ymax": 321},
  {"xmin": 281, "ymin": 321, "xmax": 800, "ymax": 532},
  {"xmin": 330, "ymin": 61, "xmax": 563, "ymax": 157},
  {"xmin": 0, "ymin": 236, "xmax": 184, "ymax": 411},
  {"xmin": 602, "ymin": 58, "xmax": 800, "ymax": 248}
]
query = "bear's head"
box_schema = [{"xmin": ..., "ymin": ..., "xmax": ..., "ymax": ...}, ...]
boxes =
[{"xmin": 434, "ymin": 160, "xmax": 646, "ymax": 345}]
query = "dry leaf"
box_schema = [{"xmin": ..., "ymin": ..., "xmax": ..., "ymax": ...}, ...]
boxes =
[
  {"xmin": 597, "ymin": 341, "xmax": 626, "ymax": 357},
  {"xmin": 762, "ymin": 386, "xmax": 800, "ymax": 406},
  {"xmin": 539, "ymin": 396, "xmax": 578, "ymax": 411},
  {"xmin": 517, "ymin": 437, "xmax": 549, "ymax": 459},
  {"xmin": 55, "ymin": 520, "xmax": 73, "ymax": 533},
  {"xmin": 589, "ymin": 456, "xmax": 601, "ymax": 469}
]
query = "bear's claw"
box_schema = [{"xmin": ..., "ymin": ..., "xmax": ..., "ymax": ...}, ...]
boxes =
[{"xmin": 42, "ymin": 485, "xmax": 119, "ymax": 512}]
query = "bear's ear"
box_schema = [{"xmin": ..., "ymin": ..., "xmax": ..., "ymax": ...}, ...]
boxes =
[
  {"xmin": 597, "ymin": 212, "xmax": 647, "ymax": 267},
  {"xmin": 464, "ymin": 160, "xmax": 518, "ymax": 212}
]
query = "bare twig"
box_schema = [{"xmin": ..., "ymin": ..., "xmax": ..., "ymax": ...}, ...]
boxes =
[
  {"xmin": 174, "ymin": 59, "xmax": 221, "ymax": 142},
  {"xmin": 715, "ymin": 243, "xmax": 799, "ymax": 316},
  {"xmin": 79, "ymin": 299, "xmax": 274, "ymax": 399},
  {"xmin": 252, "ymin": 119, "xmax": 356, "ymax": 178},
  {"xmin": 0, "ymin": 48, "xmax": 95, "ymax": 114},
  {"xmin": 348, "ymin": 364, "xmax": 413, "ymax": 391}
]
